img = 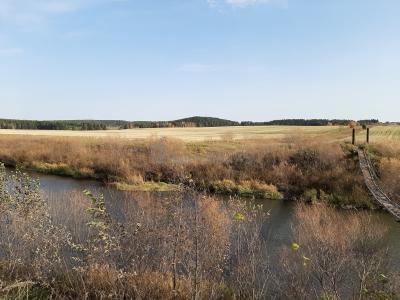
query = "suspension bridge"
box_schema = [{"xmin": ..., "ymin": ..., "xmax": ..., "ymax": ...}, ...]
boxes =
[{"xmin": 358, "ymin": 148, "xmax": 400, "ymax": 221}]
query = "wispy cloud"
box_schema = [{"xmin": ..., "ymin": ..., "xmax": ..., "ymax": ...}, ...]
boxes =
[{"xmin": 0, "ymin": 48, "xmax": 24, "ymax": 55}]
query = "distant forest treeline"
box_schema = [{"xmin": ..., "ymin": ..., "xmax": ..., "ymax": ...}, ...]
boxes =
[
  {"xmin": 0, "ymin": 117, "xmax": 380, "ymax": 130},
  {"xmin": 241, "ymin": 119, "xmax": 380, "ymax": 126}
]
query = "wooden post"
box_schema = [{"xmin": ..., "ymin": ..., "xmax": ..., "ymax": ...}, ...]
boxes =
[
  {"xmin": 367, "ymin": 128, "xmax": 370, "ymax": 144},
  {"xmin": 352, "ymin": 128, "xmax": 356, "ymax": 145}
]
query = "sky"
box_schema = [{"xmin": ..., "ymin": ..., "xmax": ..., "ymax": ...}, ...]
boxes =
[{"xmin": 0, "ymin": 0, "xmax": 399, "ymax": 122}]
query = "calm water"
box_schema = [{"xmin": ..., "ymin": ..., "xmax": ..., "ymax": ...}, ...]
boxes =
[
  {"xmin": 35, "ymin": 171, "xmax": 297, "ymax": 247},
  {"xmin": 6, "ymin": 169, "xmax": 400, "ymax": 267}
]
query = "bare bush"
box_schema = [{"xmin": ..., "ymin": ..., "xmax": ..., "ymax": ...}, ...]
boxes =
[
  {"xmin": 0, "ymin": 165, "xmax": 69, "ymax": 294},
  {"xmin": 275, "ymin": 203, "xmax": 397, "ymax": 300}
]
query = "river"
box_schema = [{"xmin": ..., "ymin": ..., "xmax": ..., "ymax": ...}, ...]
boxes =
[{"xmin": 5, "ymin": 169, "xmax": 400, "ymax": 268}]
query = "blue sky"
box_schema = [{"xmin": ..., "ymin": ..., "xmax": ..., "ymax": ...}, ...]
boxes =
[{"xmin": 0, "ymin": 0, "xmax": 399, "ymax": 121}]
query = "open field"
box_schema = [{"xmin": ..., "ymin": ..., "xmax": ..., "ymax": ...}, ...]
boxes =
[
  {"xmin": 0, "ymin": 131, "xmax": 374, "ymax": 207},
  {"xmin": 0, "ymin": 125, "xmax": 398, "ymax": 143},
  {"xmin": 365, "ymin": 125, "xmax": 400, "ymax": 142},
  {"xmin": 0, "ymin": 125, "xmax": 398, "ymax": 203},
  {"xmin": 0, "ymin": 125, "xmax": 350, "ymax": 141}
]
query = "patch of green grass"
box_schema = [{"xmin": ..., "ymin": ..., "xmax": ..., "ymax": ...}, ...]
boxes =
[
  {"xmin": 111, "ymin": 181, "xmax": 181, "ymax": 192},
  {"xmin": 28, "ymin": 162, "xmax": 95, "ymax": 179},
  {"xmin": 363, "ymin": 145, "xmax": 382, "ymax": 160},
  {"xmin": 30, "ymin": 162, "xmax": 78, "ymax": 177},
  {"xmin": 301, "ymin": 188, "xmax": 374, "ymax": 209},
  {"xmin": 210, "ymin": 179, "xmax": 283, "ymax": 200}
]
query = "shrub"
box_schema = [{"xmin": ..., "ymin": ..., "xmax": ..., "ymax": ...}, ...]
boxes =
[{"xmin": 275, "ymin": 203, "xmax": 398, "ymax": 299}]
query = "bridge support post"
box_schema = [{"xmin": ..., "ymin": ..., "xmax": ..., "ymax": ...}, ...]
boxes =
[
  {"xmin": 352, "ymin": 128, "xmax": 356, "ymax": 145},
  {"xmin": 367, "ymin": 128, "xmax": 370, "ymax": 144}
]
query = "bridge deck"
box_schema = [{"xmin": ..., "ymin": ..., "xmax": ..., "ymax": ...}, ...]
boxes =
[{"xmin": 358, "ymin": 149, "xmax": 400, "ymax": 221}]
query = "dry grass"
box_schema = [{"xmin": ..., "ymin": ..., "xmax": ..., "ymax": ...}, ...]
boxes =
[
  {"xmin": 366, "ymin": 125, "xmax": 400, "ymax": 142},
  {"xmin": 0, "ymin": 125, "xmax": 350, "ymax": 141},
  {"xmin": 0, "ymin": 124, "xmax": 398, "ymax": 142},
  {"xmin": 0, "ymin": 133, "xmax": 373, "ymax": 206},
  {"xmin": 0, "ymin": 124, "xmax": 399, "ymax": 204},
  {"xmin": 352, "ymin": 125, "xmax": 400, "ymax": 151},
  {"xmin": 365, "ymin": 141, "xmax": 400, "ymax": 204}
]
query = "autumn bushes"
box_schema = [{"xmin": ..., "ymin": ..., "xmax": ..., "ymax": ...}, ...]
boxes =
[
  {"xmin": 1, "ymin": 167, "xmax": 398, "ymax": 299},
  {"xmin": 274, "ymin": 204, "xmax": 399, "ymax": 299},
  {"xmin": 0, "ymin": 135, "xmax": 370, "ymax": 206},
  {"xmin": 0, "ymin": 166, "xmax": 270, "ymax": 299}
]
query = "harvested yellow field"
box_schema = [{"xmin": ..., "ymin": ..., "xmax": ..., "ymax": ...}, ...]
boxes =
[
  {"xmin": 0, "ymin": 125, "xmax": 349, "ymax": 142},
  {"xmin": 0, "ymin": 125, "xmax": 398, "ymax": 142}
]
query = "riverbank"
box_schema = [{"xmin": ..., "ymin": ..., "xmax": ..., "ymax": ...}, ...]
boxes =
[{"xmin": 0, "ymin": 134, "xmax": 377, "ymax": 206}]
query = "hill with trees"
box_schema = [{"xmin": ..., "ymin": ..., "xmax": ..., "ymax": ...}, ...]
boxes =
[{"xmin": 172, "ymin": 116, "xmax": 239, "ymax": 127}]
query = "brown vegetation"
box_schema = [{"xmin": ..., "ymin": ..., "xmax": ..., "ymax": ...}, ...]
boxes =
[
  {"xmin": 0, "ymin": 167, "xmax": 398, "ymax": 299},
  {"xmin": 365, "ymin": 142, "xmax": 400, "ymax": 204},
  {"xmin": 0, "ymin": 135, "xmax": 371, "ymax": 207},
  {"xmin": 0, "ymin": 166, "xmax": 270, "ymax": 299},
  {"xmin": 274, "ymin": 204, "xmax": 399, "ymax": 299}
]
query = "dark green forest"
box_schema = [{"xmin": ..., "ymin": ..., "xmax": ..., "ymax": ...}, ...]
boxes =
[{"xmin": 0, "ymin": 117, "xmax": 380, "ymax": 130}]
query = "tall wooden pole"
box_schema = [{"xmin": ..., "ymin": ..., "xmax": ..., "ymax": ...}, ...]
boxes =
[
  {"xmin": 367, "ymin": 128, "xmax": 370, "ymax": 144},
  {"xmin": 352, "ymin": 128, "xmax": 356, "ymax": 145}
]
